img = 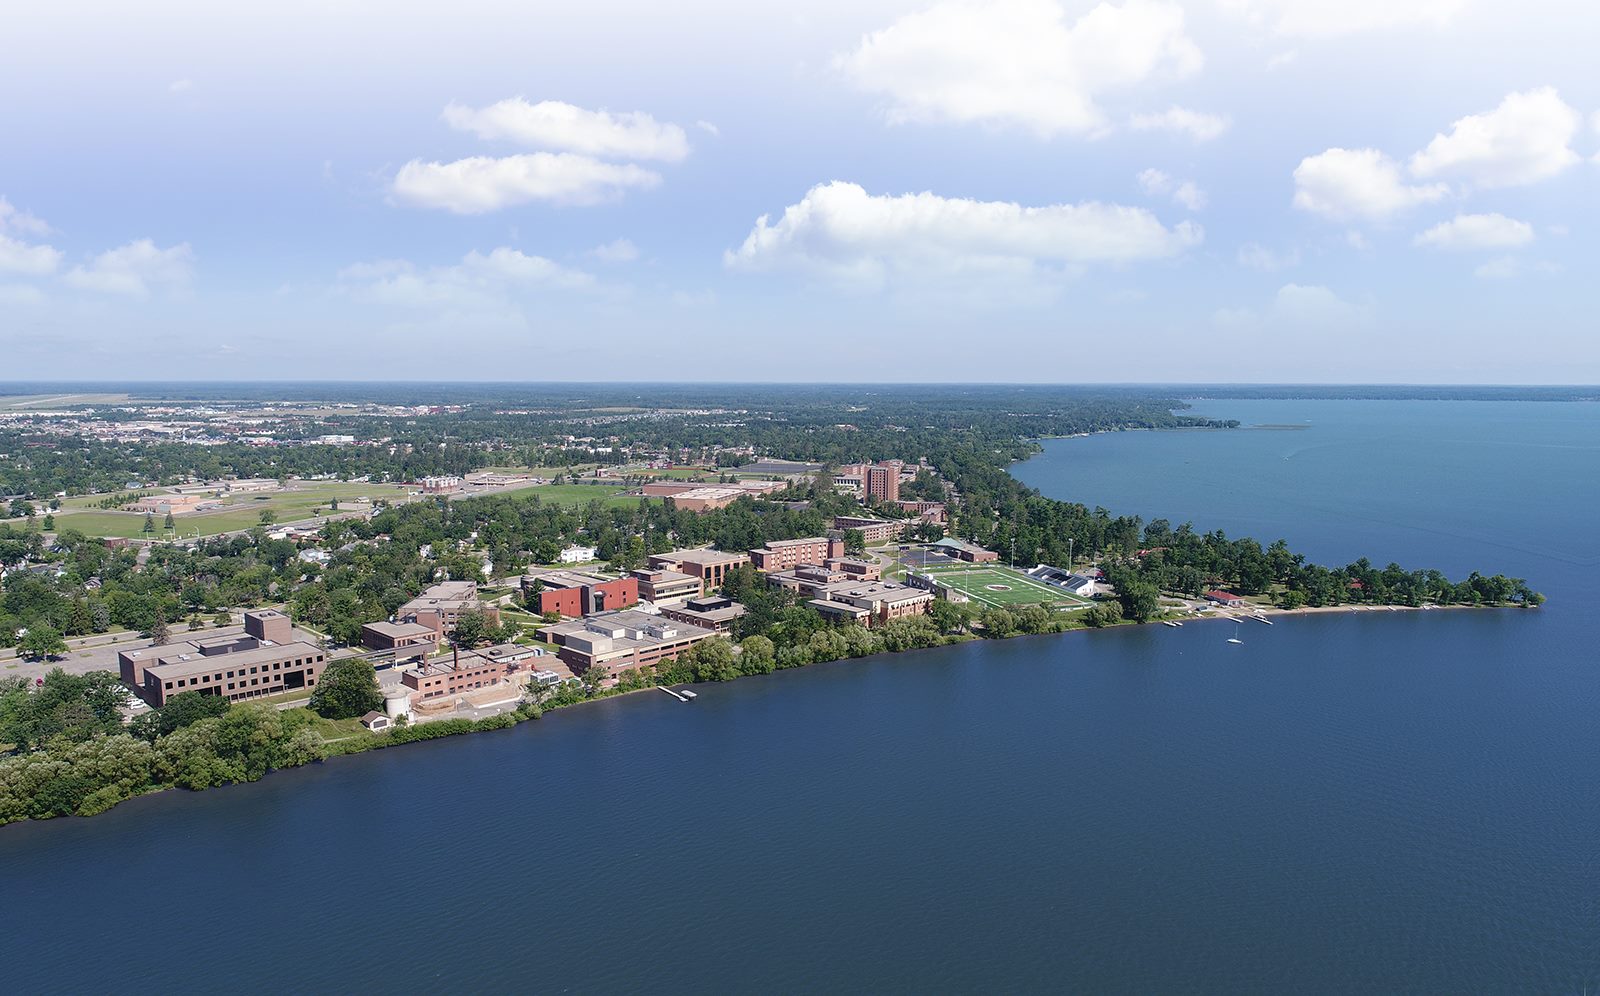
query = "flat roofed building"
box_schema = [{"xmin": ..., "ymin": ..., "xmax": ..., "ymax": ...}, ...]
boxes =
[
  {"xmin": 807, "ymin": 579, "xmax": 934, "ymax": 627},
  {"xmin": 360, "ymin": 620, "xmax": 438, "ymax": 661},
  {"xmin": 402, "ymin": 647, "xmax": 507, "ymax": 700},
  {"xmin": 398, "ymin": 580, "xmax": 499, "ymax": 635},
  {"xmin": 631, "ymin": 568, "xmax": 703, "ymax": 605},
  {"xmin": 659, "ymin": 595, "xmax": 747, "ymax": 634},
  {"xmin": 520, "ymin": 569, "xmax": 638, "ymax": 618},
  {"xmin": 544, "ymin": 609, "xmax": 717, "ymax": 677},
  {"xmin": 119, "ymin": 628, "xmax": 326, "ymax": 707},
  {"xmin": 834, "ymin": 516, "xmax": 905, "ymax": 543},
  {"xmin": 648, "ymin": 549, "xmax": 750, "ymax": 589},
  {"xmin": 748, "ymin": 535, "xmax": 845, "ymax": 572}
]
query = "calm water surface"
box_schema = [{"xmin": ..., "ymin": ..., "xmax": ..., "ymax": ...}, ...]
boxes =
[{"xmin": 3, "ymin": 400, "xmax": 1595, "ymax": 993}]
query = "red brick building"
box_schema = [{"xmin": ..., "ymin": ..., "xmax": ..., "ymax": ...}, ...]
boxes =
[
  {"xmin": 521, "ymin": 570, "xmax": 639, "ymax": 617},
  {"xmin": 748, "ymin": 535, "xmax": 846, "ymax": 572}
]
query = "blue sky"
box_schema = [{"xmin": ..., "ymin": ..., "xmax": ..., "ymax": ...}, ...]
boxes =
[{"xmin": 3, "ymin": 0, "xmax": 1597, "ymax": 382}]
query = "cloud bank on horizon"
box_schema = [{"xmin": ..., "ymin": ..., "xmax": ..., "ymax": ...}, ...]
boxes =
[{"xmin": 1, "ymin": 0, "xmax": 1597, "ymax": 383}]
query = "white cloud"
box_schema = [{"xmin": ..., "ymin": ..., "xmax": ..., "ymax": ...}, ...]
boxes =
[
  {"xmin": 440, "ymin": 98, "xmax": 690, "ymax": 162},
  {"xmin": 339, "ymin": 247, "xmax": 596, "ymax": 309},
  {"xmin": 1137, "ymin": 168, "xmax": 1205, "ymax": 210},
  {"xmin": 1473, "ymin": 256, "xmax": 1562, "ymax": 280},
  {"xmin": 63, "ymin": 239, "xmax": 193, "ymax": 295},
  {"xmin": 695, "ymin": 120, "xmax": 720, "ymax": 137},
  {"xmin": 0, "ymin": 284, "xmax": 46, "ymax": 307},
  {"xmin": 392, "ymin": 153, "xmax": 660, "ymax": 213},
  {"xmin": 1413, "ymin": 213, "xmax": 1534, "ymax": 251},
  {"xmin": 1408, "ymin": 88, "xmax": 1581, "ymax": 190},
  {"xmin": 586, "ymin": 238, "xmax": 640, "ymax": 263},
  {"xmin": 1221, "ymin": 0, "xmax": 1464, "ymax": 38},
  {"xmin": 0, "ymin": 197, "xmax": 52, "ymax": 237},
  {"xmin": 1215, "ymin": 283, "xmax": 1370, "ymax": 330},
  {"xmin": 726, "ymin": 180, "xmax": 1201, "ymax": 290},
  {"xmin": 1292, "ymin": 148, "xmax": 1446, "ymax": 221},
  {"xmin": 168, "ymin": 78, "xmax": 192, "ymax": 93},
  {"xmin": 1129, "ymin": 106, "xmax": 1230, "ymax": 141},
  {"xmin": 0, "ymin": 233, "xmax": 63, "ymax": 276},
  {"xmin": 1237, "ymin": 242, "xmax": 1300, "ymax": 270},
  {"xmin": 837, "ymin": 0, "xmax": 1202, "ymax": 137}
]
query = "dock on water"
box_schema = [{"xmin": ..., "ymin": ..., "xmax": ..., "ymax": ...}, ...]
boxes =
[{"xmin": 657, "ymin": 686, "xmax": 697, "ymax": 701}]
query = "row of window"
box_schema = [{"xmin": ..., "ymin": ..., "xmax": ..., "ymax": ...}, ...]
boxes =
[{"xmin": 162, "ymin": 656, "xmax": 325, "ymax": 691}]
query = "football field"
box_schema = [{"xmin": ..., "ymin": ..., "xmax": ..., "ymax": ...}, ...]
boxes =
[{"xmin": 920, "ymin": 566, "xmax": 1091, "ymax": 609}]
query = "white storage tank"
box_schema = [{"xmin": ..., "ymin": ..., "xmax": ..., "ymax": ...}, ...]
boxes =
[{"xmin": 383, "ymin": 688, "xmax": 412, "ymax": 720}]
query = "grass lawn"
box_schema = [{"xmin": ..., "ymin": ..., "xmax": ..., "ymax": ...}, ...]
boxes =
[
  {"xmin": 11, "ymin": 482, "xmax": 412, "ymax": 538},
  {"xmin": 520, "ymin": 484, "xmax": 650, "ymax": 509},
  {"xmin": 920, "ymin": 565, "xmax": 1092, "ymax": 609}
]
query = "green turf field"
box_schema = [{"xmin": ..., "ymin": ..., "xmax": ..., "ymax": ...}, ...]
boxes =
[
  {"xmin": 920, "ymin": 565, "xmax": 1091, "ymax": 608},
  {"xmin": 521, "ymin": 484, "xmax": 651, "ymax": 509}
]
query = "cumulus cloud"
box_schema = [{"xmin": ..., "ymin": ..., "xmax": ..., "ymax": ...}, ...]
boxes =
[
  {"xmin": 1137, "ymin": 168, "xmax": 1206, "ymax": 210},
  {"xmin": 441, "ymin": 98, "xmax": 690, "ymax": 162},
  {"xmin": 339, "ymin": 247, "xmax": 596, "ymax": 310},
  {"xmin": 63, "ymin": 239, "xmax": 193, "ymax": 295},
  {"xmin": 1215, "ymin": 283, "xmax": 1370, "ymax": 331},
  {"xmin": 1413, "ymin": 213, "xmax": 1534, "ymax": 251},
  {"xmin": 837, "ymin": 0, "xmax": 1202, "ymax": 137},
  {"xmin": 1221, "ymin": 0, "xmax": 1463, "ymax": 38},
  {"xmin": 726, "ymin": 180, "xmax": 1201, "ymax": 290},
  {"xmin": 1408, "ymin": 88, "xmax": 1581, "ymax": 189},
  {"xmin": 392, "ymin": 153, "xmax": 660, "ymax": 213},
  {"xmin": 586, "ymin": 238, "xmax": 640, "ymax": 263},
  {"xmin": 1237, "ymin": 242, "xmax": 1300, "ymax": 271},
  {"xmin": 0, "ymin": 197, "xmax": 52, "ymax": 237},
  {"xmin": 0, "ymin": 233, "xmax": 63, "ymax": 276},
  {"xmin": 1129, "ymin": 106, "xmax": 1230, "ymax": 141},
  {"xmin": 1292, "ymin": 148, "xmax": 1446, "ymax": 221}
]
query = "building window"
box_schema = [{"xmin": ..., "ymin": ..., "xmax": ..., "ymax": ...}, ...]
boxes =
[
  {"xmin": 228, "ymin": 683, "xmax": 235, "ymax": 690},
  {"xmin": 165, "ymin": 681, "xmax": 174, "ymax": 690}
]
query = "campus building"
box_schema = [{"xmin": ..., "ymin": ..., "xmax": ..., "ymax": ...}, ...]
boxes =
[
  {"xmin": 544, "ymin": 609, "xmax": 718, "ymax": 677},
  {"xmin": 520, "ymin": 569, "xmax": 639, "ymax": 618},
  {"xmin": 833, "ymin": 516, "xmax": 905, "ymax": 543},
  {"xmin": 658, "ymin": 595, "xmax": 748, "ymax": 634},
  {"xmin": 631, "ymin": 568, "xmax": 703, "ymax": 605},
  {"xmin": 748, "ymin": 535, "xmax": 845, "ymax": 572},
  {"xmin": 119, "ymin": 609, "xmax": 326, "ymax": 707},
  {"xmin": 397, "ymin": 581, "xmax": 499, "ymax": 636},
  {"xmin": 402, "ymin": 646, "xmax": 507, "ymax": 700},
  {"xmin": 766, "ymin": 558, "xmax": 883, "ymax": 597},
  {"xmin": 648, "ymin": 549, "xmax": 750, "ymax": 589},
  {"xmin": 930, "ymin": 537, "xmax": 1000, "ymax": 563},
  {"xmin": 360, "ymin": 620, "xmax": 439, "ymax": 662},
  {"xmin": 806, "ymin": 580, "xmax": 934, "ymax": 627},
  {"xmin": 834, "ymin": 460, "xmax": 904, "ymax": 503}
]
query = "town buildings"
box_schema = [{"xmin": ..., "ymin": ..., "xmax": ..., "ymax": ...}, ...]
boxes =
[
  {"xmin": 119, "ymin": 609, "xmax": 326, "ymax": 707},
  {"xmin": 748, "ymin": 535, "xmax": 845, "ymax": 572},
  {"xmin": 520, "ymin": 569, "xmax": 639, "ymax": 618},
  {"xmin": 544, "ymin": 609, "xmax": 718, "ymax": 676}
]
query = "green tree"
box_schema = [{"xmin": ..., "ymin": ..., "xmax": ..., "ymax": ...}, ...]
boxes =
[
  {"xmin": 41, "ymin": 514, "xmax": 55, "ymax": 531},
  {"xmin": 18, "ymin": 625, "xmax": 68, "ymax": 660},
  {"xmin": 684, "ymin": 637, "xmax": 740, "ymax": 682},
  {"xmin": 451, "ymin": 609, "xmax": 489, "ymax": 649},
  {"xmin": 150, "ymin": 611, "xmax": 170, "ymax": 646},
  {"xmin": 843, "ymin": 528, "xmax": 866, "ymax": 556},
  {"xmin": 129, "ymin": 690, "xmax": 231, "ymax": 741},
  {"xmin": 307, "ymin": 658, "xmax": 383, "ymax": 719},
  {"xmin": 142, "ymin": 512, "xmax": 155, "ymax": 536},
  {"xmin": 738, "ymin": 634, "xmax": 776, "ymax": 674},
  {"xmin": 258, "ymin": 509, "xmax": 276, "ymax": 526},
  {"xmin": 163, "ymin": 512, "xmax": 176, "ymax": 534}
]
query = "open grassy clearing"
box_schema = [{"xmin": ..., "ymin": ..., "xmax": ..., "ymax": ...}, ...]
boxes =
[
  {"xmin": 920, "ymin": 565, "xmax": 1092, "ymax": 609},
  {"xmin": 8, "ymin": 482, "xmax": 413, "ymax": 538}
]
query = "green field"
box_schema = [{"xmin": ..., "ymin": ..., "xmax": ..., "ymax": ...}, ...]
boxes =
[
  {"xmin": 4, "ymin": 482, "xmax": 413, "ymax": 539},
  {"xmin": 520, "ymin": 484, "xmax": 651, "ymax": 509},
  {"xmin": 920, "ymin": 566, "xmax": 1091, "ymax": 609}
]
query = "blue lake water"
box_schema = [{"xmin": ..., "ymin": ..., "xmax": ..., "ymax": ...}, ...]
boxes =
[{"xmin": 3, "ymin": 400, "xmax": 1596, "ymax": 993}]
